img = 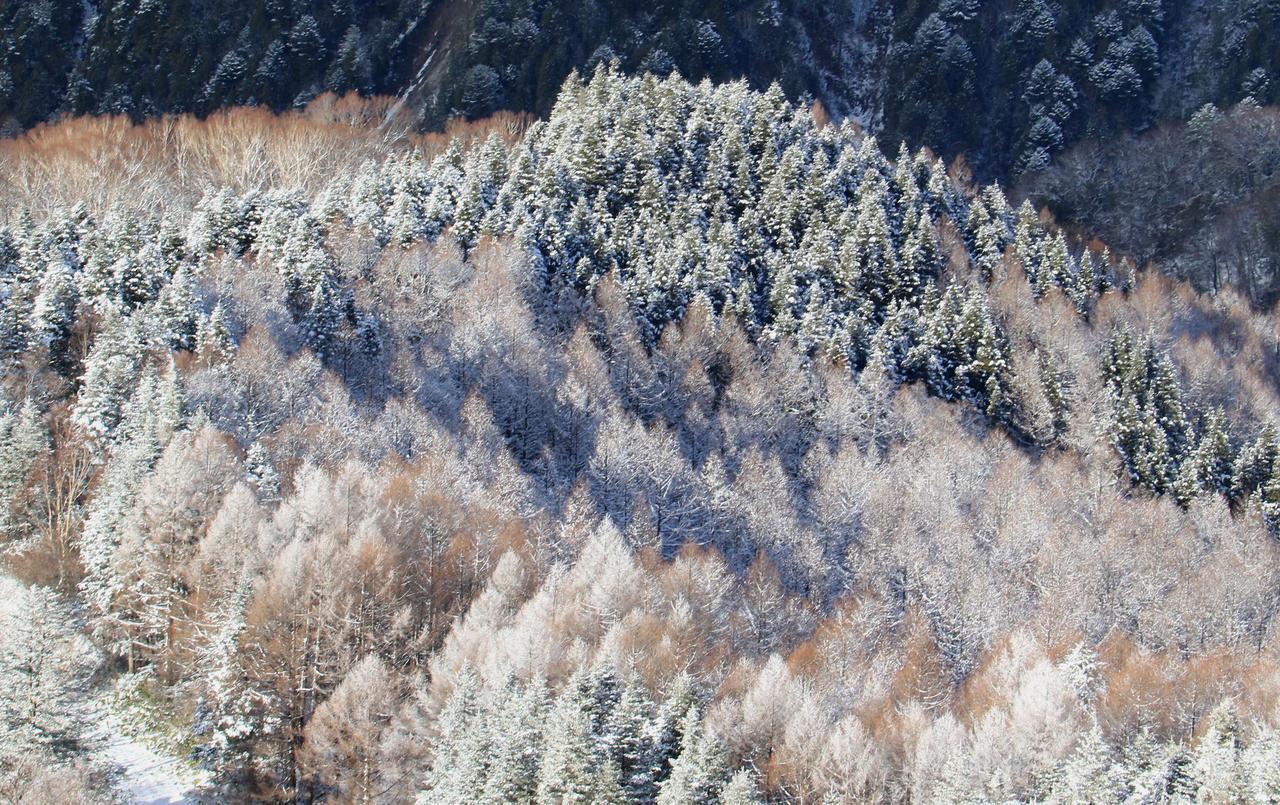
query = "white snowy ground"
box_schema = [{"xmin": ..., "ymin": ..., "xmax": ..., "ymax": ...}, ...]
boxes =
[
  {"xmin": 88, "ymin": 707, "xmax": 208, "ymax": 805},
  {"xmin": 0, "ymin": 573, "xmax": 207, "ymax": 804}
]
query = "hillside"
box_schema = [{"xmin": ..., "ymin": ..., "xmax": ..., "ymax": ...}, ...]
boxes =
[
  {"xmin": 4, "ymin": 0, "xmax": 1279, "ymax": 183},
  {"xmin": 1024, "ymin": 100, "xmax": 1280, "ymax": 307},
  {"xmin": 1, "ymin": 70, "xmax": 1279, "ymax": 801}
]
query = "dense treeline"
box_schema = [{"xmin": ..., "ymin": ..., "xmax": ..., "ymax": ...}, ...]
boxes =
[
  {"xmin": 0, "ymin": 0, "xmax": 884, "ymax": 133},
  {"xmin": 1026, "ymin": 100, "xmax": 1280, "ymax": 307},
  {"xmin": 0, "ymin": 0, "xmax": 426, "ymax": 130},
  {"xmin": 2, "ymin": 72, "xmax": 1280, "ymax": 801},
  {"xmin": 879, "ymin": 0, "xmax": 1280, "ymax": 175},
  {"xmin": 5, "ymin": 1, "xmax": 1280, "ymax": 183}
]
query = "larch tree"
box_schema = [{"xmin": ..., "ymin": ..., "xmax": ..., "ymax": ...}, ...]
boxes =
[{"xmin": 301, "ymin": 654, "xmax": 403, "ymax": 804}]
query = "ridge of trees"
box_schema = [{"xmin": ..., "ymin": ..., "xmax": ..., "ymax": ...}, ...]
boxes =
[{"xmin": 0, "ymin": 70, "xmax": 1279, "ymax": 801}]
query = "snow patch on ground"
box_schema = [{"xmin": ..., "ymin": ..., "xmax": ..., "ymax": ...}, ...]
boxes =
[
  {"xmin": 0, "ymin": 572, "xmax": 23, "ymax": 619},
  {"xmin": 1, "ymin": 572, "xmax": 207, "ymax": 804},
  {"xmin": 87, "ymin": 679, "xmax": 211, "ymax": 805},
  {"xmin": 90, "ymin": 715, "xmax": 206, "ymax": 805}
]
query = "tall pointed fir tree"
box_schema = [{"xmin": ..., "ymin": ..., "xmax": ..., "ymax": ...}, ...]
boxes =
[
  {"xmin": 245, "ymin": 441, "xmax": 280, "ymax": 503},
  {"xmin": 1038, "ymin": 352, "xmax": 1070, "ymax": 443},
  {"xmin": 154, "ymin": 263, "xmax": 199, "ymax": 351},
  {"xmin": 0, "ymin": 585, "xmax": 97, "ymax": 756},
  {"xmin": 480, "ymin": 676, "xmax": 549, "ymax": 803},
  {"xmin": 1190, "ymin": 701, "xmax": 1250, "ymax": 801},
  {"xmin": 1258, "ymin": 461, "xmax": 1280, "ymax": 533},
  {"xmin": 30, "ymin": 258, "xmax": 79, "ymax": 372},
  {"xmin": 0, "ymin": 398, "xmax": 46, "ymax": 537},
  {"xmin": 1173, "ymin": 408, "xmax": 1233, "ymax": 507},
  {"xmin": 72, "ymin": 311, "xmax": 146, "ymax": 443},
  {"xmin": 196, "ymin": 302, "xmax": 235, "ymax": 366},
  {"xmin": 77, "ymin": 364, "xmax": 179, "ymax": 660},
  {"xmin": 0, "ymin": 246, "xmax": 37, "ymax": 355},
  {"xmin": 196, "ymin": 588, "xmax": 259, "ymax": 789},
  {"xmin": 422, "ymin": 669, "xmax": 490, "ymax": 804},
  {"xmin": 968, "ymin": 199, "xmax": 1004, "ymax": 282},
  {"xmin": 655, "ymin": 705, "xmax": 732, "ymax": 805},
  {"xmin": 1231, "ymin": 425, "xmax": 1278, "ymax": 503},
  {"xmin": 607, "ymin": 678, "xmax": 663, "ymax": 802},
  {"xmin": 720, "ymin": 769, "xmax": 764, "ymax": 805},
  {"xmin": 840, "ymin": 172, "xmax": 898, "ymax": 307},
  {"xmin": 535, "ymin": 670, "xmax": 626, "ymax": 804},
  {"xmin": 1014, "ymin": 201, "xmax": 1042, "ymax": 280}
]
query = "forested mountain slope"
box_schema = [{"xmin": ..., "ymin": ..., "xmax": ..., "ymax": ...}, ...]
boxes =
[
  {"xmin": 1025, "ymin": 100, "xmax": 1280, "ymax": 307},
  {"xmin": 2, "ymin": 70, "xmax": 1280, "ymax": 801},
  {"xmin": 4, "ymin": 0, "xmax": 1279, "ymax": 183}
]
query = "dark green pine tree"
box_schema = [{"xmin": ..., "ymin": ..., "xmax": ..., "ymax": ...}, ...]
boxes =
[
  {"xmin": 481, "ymin": 675, "xmax": 548, "ymax": 803},
  {"xmin": 1259, "ymin": 462, "xmax": 1280, "ymax": 532},
  {"xmin": 1144, "ymin": 343, "xmax": 1190, "ymax": 457},
  {"xmin": 1132, "ymin": 397, "xmax": 1176, "ymax": 492},
  {"xmin": 607, "ymin": 680, "xmax": 660, "ymax": 802},
  {"xmin": 29, "ymin": 258, "xmax": 79, "ymax": 372},
  {"xmin": 894, "ymin": 204, "xmax": 937, "ymax": 307},
  {"xmin": 1102, "ymin": 330, "xmax": 1193, "ymax": 493},
  {"xmin": 425, "ymin": 669, "xmax": 489, "ymax": 803},
  {"xmin": 1172, "ymin": 408, "xmax": 1233, "ymax": 507},
  {"xmin": 1231, "ymin": 425, "xmax": 1279, "ymax": 503},
  {"xmin": 0, "ymin": 241, "xmax": 39, "ymax": 354},
  {"xmin": 535, "ymin": 669, "xmax": 626, "ymax": 804},
  {"xmin": 915, "ymin": 284, "xmax": 965, "ymax": 399},
  {"xmin": 1038, "ymin": 351, "xmax": 1070, "ymax": 443}
]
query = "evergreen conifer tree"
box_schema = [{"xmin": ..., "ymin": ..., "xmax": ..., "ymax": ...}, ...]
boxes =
[
  {"xmin": 481, "ymin": 676, "xmax": 548, "ymax": 803},
  {"xmin": 72, "ymin": 312, "xmax": 145, "ymax": 442},
  {"xmin": 720, "ymin": 768, "xmax": 764, "ymax": 805},
  {"xmin": 30, "ymin": 258, "xmax": 79, "ymax": 370},
  {"xmin": 424, "ymin": 669, "xmax": 489, "ymax": 804},
  {"xmin": 245, "ymin": 441, "xmax": 280, "ymax": 502},
  {"xmin": 196, "ymin": 302, "xmax": 235, "ymax": 366},
  {"xmin": 535, "ymin": 670, "xmax": 626, "ymax": 803},
  {"xmin": 1231, "ymin": 426, "xmax": 1278, "ymax": 502},
  {"xmin": 1190, "ymin": 701, "xmax": 1250, "ymax": 802},
  {"xmin": 0, "ymin": 398, "xmax": 45, "ymax": 536},
  {"xmin": 0, "ymin": 585, "xmax": 97, "ymax": 755},
  {"xmin": 1173, "ymin": 409, "xmax": 1233, "ymax": 506},
  {"xmin": 655, "ymin": 705, "xmax": 732, "ymax": 805}
]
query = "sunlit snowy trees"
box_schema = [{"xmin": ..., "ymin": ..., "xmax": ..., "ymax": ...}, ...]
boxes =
[
  {"xmin": 0, "ymin": 579, "xmax": 101, "ymax": 802},
  {"xmin": 2, "ymin": 70, "xmax": 1280, "ymax": 803}
]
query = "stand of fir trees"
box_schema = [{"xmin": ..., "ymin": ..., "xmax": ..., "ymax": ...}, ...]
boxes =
[{"xmin": 1, "ymin": 69, "xmax": 1280, "ymax": 801}]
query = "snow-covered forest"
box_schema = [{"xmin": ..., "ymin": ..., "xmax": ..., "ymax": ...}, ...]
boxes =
[{"xmin": 2, "ymin": 68, "xmax": 1280, "ymax": 801}]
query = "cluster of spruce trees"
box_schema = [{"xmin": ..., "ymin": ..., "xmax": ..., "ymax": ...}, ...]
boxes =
[
  {"xmin": 1103, "ymin": 329, "xmax": 1280, "ymax": 525},
  {"xmin": 165, "ymin": 66, "xmax": 1278, "ymax": 516}
]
